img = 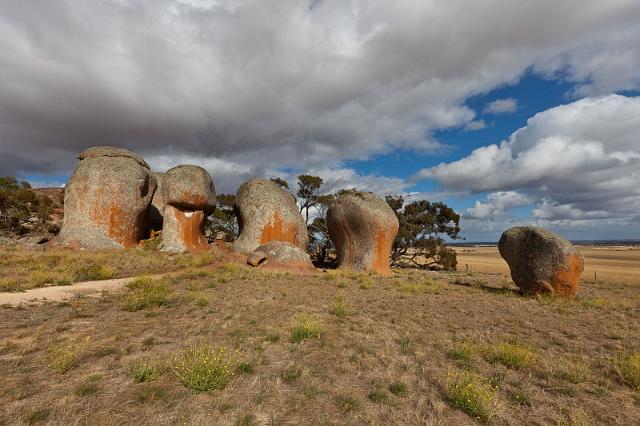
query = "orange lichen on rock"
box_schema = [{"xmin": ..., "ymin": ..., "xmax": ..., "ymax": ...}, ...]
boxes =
[
  {"xmin": 166, "ymin": 209, "xmax": 210, "ymax": 254},
  {"xmin": 550, "ymin": 252, "xmax": 584, "ymax": 297},
  {"xmin": 259, "ymin": 211, "xmax": 299, "ymax": 246},
  {"xmin": 372, "ymin": 227, "xmax": 394, "ymax": 275}
]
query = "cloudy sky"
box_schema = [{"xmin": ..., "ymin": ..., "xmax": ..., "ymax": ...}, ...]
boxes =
[{"xmin": 1, "ymin": 0, "xmax": 639, "ymax": 241}]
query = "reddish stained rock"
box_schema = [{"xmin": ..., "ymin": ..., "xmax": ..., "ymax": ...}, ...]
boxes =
[
  {"xmin": 147, "ymin": 171, "xmax": 166, "ymax": 232},
  {"xmin": 498, "ymin": 226, "xmax": 584, "ymax": 297},
  {"xmin": 327, "ymin": 192, "xmax": 399, "ymax": 275},
  {"xmin": 160, "ymin": 165, "xmax": 216, "ymax": 253},
  {"xmin": 234, "ymin": 178, "xmax": 308, "ymax": 253},
  {"xmin": 59, "ymin": 146, "xmax": 156, "ymax": 249}
]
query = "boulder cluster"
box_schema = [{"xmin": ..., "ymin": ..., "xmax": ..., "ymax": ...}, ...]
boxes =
[{"xmin": 58, "ymin": 146, "xmax": 585, "ymax": 296}]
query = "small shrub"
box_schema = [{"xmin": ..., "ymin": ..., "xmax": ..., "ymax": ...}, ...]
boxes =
[
  {"xmin": 123, "ymin": 277, "xmax": 171, "ymax": 311},
  {"xmin": 0, "ymin": 278, "xmax": 21, "ymax": 292},
  {"xmin": 291, "ymin": 314, "xmax": 322, "ymax": 343},
  {"xmin": 329, "ymin": 294, "xmax": 350, "ymax": 318},
  {"xmin": 368, "ymin": 386, "xmax": 389, "ymax": 403},
  {"xmin": 75, "ymin": 382, "xmax": 99, "ymax": 397},
  {"xmin": 485, "ymin": 342, "xmax": 536, "ymax": 370},
  {"xmin": 613, "ymin": 352, "xmax": 640, "ymax": 390},
  {"xmin": 75, "ymin": 263, "xmax": 115, "ymax": 281},
  {"xmin": 449, "ymin": 341, "xmax": 475, "ymax": 368},
  {"xmin": 172, "ymin": 343, "xmax": 235, "ymax": 392},
  {"xmin": 388, "ymin": 381, "xmax": 408, "ymax": 397},
  {"xmin": 280, "ymin": 366, "xmax": 302, "ymax": 383},
  {"xmin": 359, "ymin": 276, "xmax": 374, "ymax": 289},
  {"xmin": 446, "ymin": 371, "xmax": 495, "ymax": 423},
  {"xmin": 48, "ymin": 339, "xmax": 87, "ymax": 374},
  {"xmin": 140, "ymin": 237, "xmax": 162, "ymax": 251},
  {"xmin": 336, "ymin": 394, "xmax": 359, "ymax": 412},
  {"xmin": 131, "ymin": 360, "xmax": 163, "ymax": 382}
]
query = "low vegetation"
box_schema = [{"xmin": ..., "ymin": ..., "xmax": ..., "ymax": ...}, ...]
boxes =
[{"xmin": 1, "ymin": 247, "xmax": 639, "ymax": 423}]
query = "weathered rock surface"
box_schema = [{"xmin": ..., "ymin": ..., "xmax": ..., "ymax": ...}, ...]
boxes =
[
  {"xmin": 327, "ymin": 192, "xmax": 399, "ymax": 275},
  {"xmin": 234, "ymin": 178, "xmax": 308, "ymax": 253},
  {"xmin": 498, "ymin": 226, "xmax": 584, "ymax": 297},
  {"xmin": 148, "ymin": 172, "xmax": 166, "ymax": 232},
  {"xmin": 247, "ymin": 241, "xmax": 315, "ymax": 271},
  {"xmin": 59, "ymin": 146, "xmax": 157, "ymax": 249},
  {"xmin": 160, "ymin": 165, "xmax": 216, "ymax": 253}
]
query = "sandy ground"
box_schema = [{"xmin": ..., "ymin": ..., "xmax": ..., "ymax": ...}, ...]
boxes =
[
  {"xmin": 454, "ymin": 245, "xmax": 640, "ymax": 284},
  {"xmin": 0, "ymin": 275, "xmax": 164, "ymax": 306}
]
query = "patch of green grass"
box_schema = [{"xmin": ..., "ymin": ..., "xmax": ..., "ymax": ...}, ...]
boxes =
[
  {"xmin": 235, "ymin": 414, "xmax": 255, "ymax": 426},
  {"xmin": 75, "ymin": 382, "xmax": 99, "ymax": 397},
  {"xmin": 328, "ymin": 294, "xmax": 351, "ymax": 318},
  {"xmin": 236, "ymin": 362, "xmax": 255, "ymax": 374},
  {"xmin": 0, "ymin": 278, "xmax": 21, "ymax": 292},
  {"xmin": 280, "ymin": 366, "xmax": 302, "ymax": 383},
  {"xmin": 485, "ymin": 342, "xmax": 536, "ymax": 370},
  {"xmin": 398, "ymin": 279, "xmax": 441, "ymax": 294},
  {"xmin": 359, "ymin": 276, "xmax": 374, "ymax": 289},
  {"xmin": 22, "ymin": 408, "xmax": 51, "ymax": 424},
  {"xmin": 172, "ymin": 343, "xmax": 235, "ymax": 392},
  {"xmin": 265, "ymin": 333, "xmax": 280, "ymax": 343},
  {"xmin": 388, "ymin": 381, "xmax": 408, "ymax": 397},
  {"xmin": 140, "ymin": 237, "xmax": 162, "ymax": 251},
  {"xmin": 75, "ymin": 263, "xmax": 115, "ymax": 281},
  {"xmin": 613, "ymin": 352, "xmax": 640, "ymax": 390},
  {"xmin": 555, "ymin": 359, "xmax": 591, "ymax": 384},
  {"xmin": 368, "ymin": 386, "xmax": 389, "ymax": 403},
  {"xmin": 449, "ymin": 341, "xmax": 475, "ymax": 368},
  {"xmin": 446, "ymin": 370, "xmax": 496, "ymax": 423},
  {"xmin": 396, "ymin": 334, "xmax": 413, "ymax": 355},
  {"xmin": 123, "ymin": 277, "xmax": 171, "ymax": 311},
  {"xmin": 130, "ymin": 360, "xmax": 163, "ymax": 382},
  {"xmin": 336, "ymin": 394, "xmax": 359, "ymax": 412},
  {"xmin": 509, "ymin": 388, "xmax": 532, "ymax": 407},
  {"xmin": 48, "ymin": 338, "xmax": 88, "ymax": 374},
  {"xmin": 291, "ymin": 314, "xmax": 322, "ymax": 343}
]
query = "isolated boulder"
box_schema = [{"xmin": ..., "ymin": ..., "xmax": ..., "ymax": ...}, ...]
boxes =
[
  {"xmin": 147, "ymin": 172, "xmax": 166, "ymax": 232},
  {"xmin": 234, "ymin": 178, "xmax": 308, "ymax": 253},
  {"xmin": 498, "ymin": 226, "xmax": 584, "ymax": 297},
  {"xmin": 59, "ymin": 146, "xmax": 156, "ymax": 249},
  {"xmin": 160, "ymin": 165, "xmax": 216, "ymax": 253},
  {"xmin": 247, "ymin": 241, "xmax": 314, "ymax": 271},
  {"xmin": 327, "ymin": 192, "xmax": 399, "ymax": 275}
]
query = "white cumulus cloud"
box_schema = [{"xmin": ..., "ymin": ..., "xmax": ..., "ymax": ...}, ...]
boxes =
[{"xmin": 483, "ymin": 98, "xmax": 518, "ymax": 114}]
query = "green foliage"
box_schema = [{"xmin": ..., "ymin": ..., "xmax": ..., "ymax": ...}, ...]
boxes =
[
  {"xmin": 336, "ymin": 394, "xmax": 359, "ymax": 412},
  {"xmin": 123, "ymin": 277, "xmax": 171, "ymax": 311},
  {"xmin": 75, "ymin": 263, "xmax": 115, "ymax": 281},
  {"xmin": 446, "ymin": 371, "xmax": 496, "ymax": 423},
  {"xmin": 172, "ymin": 343, "xmax": 235, "ymax": 392},
  {"xmin": 328, "ymin": 294, "xmax": 351, "ymax": 317},
  {"xmin": 48, "ymin": 338, "xmax": 88, "ymax": 374},
  {"xmin": 386, "ymin": 195, "xmax": 460, "ymax": 271},
  {"xmin": 270, "ymin": 177, "xmax": 289, "ymax": 189},
  {"xmin": 485, "ymin": 342, "xmax": 536, "ymax": 369},
  {"xmin": 291, "ymin": 314, "xmax": 322, "ymax": 343},
  {"xmin": 388, "ymin": 381, "xmax": 408, "ymax": 396},
  {"xmin": 368, "ymin": 386, "xmax": 389, "ymax": 403},
  {"xmin": 296, "ymin": 174, "xmax": 324, "ymax": 225},
  {"xmin": 613, "ymin": 352, "xmax": 640, "ymax": 390},
  {"xmin": 0, "ymin": 176, "xmax": 55, "ymax": 235},
  {"xmin": 206, "ymin": 193, "xmax": 237, "ymax": 242},
  {"xmin": 130, "ymin": 360, "xmax": 163, "ymax": 382}
]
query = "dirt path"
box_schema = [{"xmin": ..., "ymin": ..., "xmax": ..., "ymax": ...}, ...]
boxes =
[{"xmin": 0, "ymin": 275, "xmax": 161, "ymax": 306}]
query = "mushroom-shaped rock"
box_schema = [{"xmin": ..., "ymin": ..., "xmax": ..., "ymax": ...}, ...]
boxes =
[
  {"xmin": 147, "ymin": 172, "xmax": 166, "ymax": 232},
  {"xmin": 327, "ymin": 192, "xmax": 399, "ymax": 275},
  {"xmin": 160, "ymin": 165, "xmax": 216, "ymax": 253},
  {"xmin": 59, "ymin": 146, "xmax": 157, "ymax": 249},
  {"xmin": 234, "ymin": 178, "xmax": 308, "ymax": 253},
  {"xmin": 498, "ymin": 226, "xmax": 584, "ymax": 297},
  {"xmin": 247, "ymin": 241, "xmax": 315, "ymax": 271}
]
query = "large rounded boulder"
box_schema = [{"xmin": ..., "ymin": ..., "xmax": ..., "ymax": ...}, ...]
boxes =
[
  {"xmin": 234, "ymin": 178, "xmax": 308, "ymax": 253},
  {"xmin": 327, "ymin": 192, "xmax": 399, "ymax": 275},
  {"xmin": 160, "ymin": 165, "xmax": 216, "ymax": 253},
  {"xmin": 59, "ymin": 146, "xmax": 156, "ymax": 249},
  {"xmin": 498, "ymin": 226, "xmax": 584, "ymax": 297},
  {"xmin": 247, "ymin": 241, "xmax": 315, "ymax": 272}
]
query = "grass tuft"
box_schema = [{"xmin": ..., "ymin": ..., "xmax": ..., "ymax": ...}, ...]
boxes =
[
  {"xmin": 75, "ymin": 263, "xmax": 115, "ymax": 281},
  {"xmin": 368, "ymin": 386, "xmax": 389, "ymax": 403},
  {"xmin": 328, "ymin": 294, "xmax": 351, "ymax": 318},
  {"xmin": 172, "ymin": 343, "xmax": 235, "ymax": 392},
  {"xmin": 123, "ymin": 277, "xmax": 171, "ymax": 311},
  {"xmin": 613, "ymin": 352, "xmax": 640, "ymax": 390},
  {"xmin": 280, "ymin": 366, "xmax": 302, "ymax": 383},
  {"xmin": 485, "ymin": 342, "xmax": 536, "ymax": 370},
  {"xmin": 388, "ymin": 381, "xmax": 408, "ymax": 397},
  {"xmin": 446, "ymin": 370, "xmax": 496, "ymax": 423},
  {"xmin": 336, "ymin": 394, "xmax": 359, "ymax": 412},
  {"xmin": 291, "ymin": 314, "xmax": 322, "ymax": 343},
  {"xmin": 48, "ymin": 338, "xmax": 88, "ymax": 374},
  {"xmin": 130, "ymin": 359, "xmax": 163, "ymax": 382}
]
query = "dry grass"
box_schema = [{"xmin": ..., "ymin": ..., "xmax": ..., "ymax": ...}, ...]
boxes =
[{"xmin": 0, "ymin": 247, "xmax": 639, "ymax": 424}]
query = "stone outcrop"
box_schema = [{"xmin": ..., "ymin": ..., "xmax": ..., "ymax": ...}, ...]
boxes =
[
  {"xmin": 498, "ymin": 226, "xmax": 584, "ymax": 297},
  {"xmin": 59, "ymin": 146, "xmax": 156, "ymax": 249},
  {"xmin": 147, "ymin": 172, "xmax": 166, "ymax": 232},
  {"xmin": 234, "ymin": 178, "xmax": 308, "ymax": 253},
  {"xmin": 327, "ymin": 192, "xmax": 399, "ymax": 275},
  {"xmin": 247, "ymin": 241, "xmax": 314, "ymax": 271},
  {"xmin": 159, "ymin": 165, "xmax": 216, "ymax": 253}
]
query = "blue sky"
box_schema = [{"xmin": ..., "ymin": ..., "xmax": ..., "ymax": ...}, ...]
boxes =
[{"xmin": 2, "ymin": 1, "xmax": 640, "ymax": 242}]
